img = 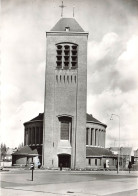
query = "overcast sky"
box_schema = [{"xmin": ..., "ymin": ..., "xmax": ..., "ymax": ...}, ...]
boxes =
[{"xmin": 1, "ymin": 0, "xmax": 138, "ymax": 150}]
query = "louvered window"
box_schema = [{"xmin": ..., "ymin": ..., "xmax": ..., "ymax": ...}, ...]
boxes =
[{"xmin": 56, "ymin": 43, "xmax": 78, "ymax": 69}]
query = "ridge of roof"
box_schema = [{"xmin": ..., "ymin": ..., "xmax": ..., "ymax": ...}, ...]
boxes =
[{"xmin": 51, "ymin": 18, "xmax": 84, "ymax": 32}]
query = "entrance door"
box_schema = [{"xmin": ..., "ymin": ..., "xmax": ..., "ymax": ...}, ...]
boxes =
[{"xmin": 58, "ymin": 154, "xmax": 71, "ymax": 168}]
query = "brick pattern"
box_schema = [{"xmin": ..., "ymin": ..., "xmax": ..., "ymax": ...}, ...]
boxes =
[{"xmin": 43, "ymin": 33, "xmax": 88, "ymax": 169}]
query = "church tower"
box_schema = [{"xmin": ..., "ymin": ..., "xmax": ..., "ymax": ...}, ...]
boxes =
[{"xmin": 43, "ymin": 18, "xmax": 88, "ymax": 169}]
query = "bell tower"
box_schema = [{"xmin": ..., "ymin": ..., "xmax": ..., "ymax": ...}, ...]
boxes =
[{"xmin": 43, "ymin": 18, "xmax": 88, "ymax": 169}]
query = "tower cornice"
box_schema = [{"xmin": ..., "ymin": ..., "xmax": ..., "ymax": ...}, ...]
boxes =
[{"xmin": 46, "ymin": 31, "xmax": 89, "ymax": 37}]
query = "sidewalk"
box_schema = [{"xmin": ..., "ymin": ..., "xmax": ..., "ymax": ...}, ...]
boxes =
[
  {"xmin": 74, "ymin": 170, "xmax": 138, "ymax": 177},
  {"xmin": 1, "ymin": 169, "xmax": 138, "ymax": 196},
  {"xmin": 1, "ymin": 167, "xmax": 138, "ymax": 176}
]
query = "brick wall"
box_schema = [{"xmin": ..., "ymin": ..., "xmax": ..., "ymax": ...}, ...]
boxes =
[{"xmin": 43, "ymin": 32, "xmax": 88, "ymax": 169}]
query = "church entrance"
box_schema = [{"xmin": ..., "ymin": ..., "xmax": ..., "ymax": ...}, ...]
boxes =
[{"xmin": 58, "ymin": 154, "xmax": 71, "ymax": 168}]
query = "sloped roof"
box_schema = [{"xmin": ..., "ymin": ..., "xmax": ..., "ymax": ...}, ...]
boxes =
[
  {"xmin": 51, "ymin": 18, "xmax": 84, "ymax": 32},
  {"xmin": 87, "ymin": 113, "xmax": 102, "ymax": 123},
  {"xmin": 86, "ymin": 146, "xmax": 116, "ymax": 158},
  {"xmin": 30, "ymin": 113, "xmax": 44, "ymax": 122},
  {"xmin": 12, "ymin": 146, "xmax": 41, "ymax": 156},
  {"xmin": 87, "ymin": 113, "xmax": 107, "ymax": 128},
  {"xmin": 24, "ymin": 113, "xmax": 106, "ymax": 128}
]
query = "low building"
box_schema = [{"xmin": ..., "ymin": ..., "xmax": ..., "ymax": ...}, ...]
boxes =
[
  {"xmin": 12, "ymin": 113, "xmax": 116, "ymax": 169},
  {"xmin": 12, "ymin": 113, "xmax": 43, "ymax": 167},
  {"xmin": 109, "ymin": 147, "xmax": 132, "ymax": 169},
  {"xmin": 134, "ymin": 149, "xmax": 138, "ymax": 163},
  {"xmin": 86, "ymin": 147, "xmax": 116, "ymax": 169},
  {"xmin": 12, "ymin": 146, "xmax": 41, "ymax": 168}
]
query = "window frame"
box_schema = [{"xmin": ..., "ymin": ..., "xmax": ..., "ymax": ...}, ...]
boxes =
[
  {"xmin": 56, "ymin": 43, "xmax": 78, "ymax": 69},
  {"xmin": 58, "ymin": 116, "xmax": 72, "ymax": 144}
]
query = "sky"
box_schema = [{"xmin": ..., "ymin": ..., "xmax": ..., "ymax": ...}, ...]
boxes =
[{"xmin": 1, "ymin": 0, "xmax": 138, "ymax": 151}]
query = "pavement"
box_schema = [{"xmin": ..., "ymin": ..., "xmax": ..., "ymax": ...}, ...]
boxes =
[{"xmin": 0, "ymin": 169, "xmax": 138, "ymax": 196}]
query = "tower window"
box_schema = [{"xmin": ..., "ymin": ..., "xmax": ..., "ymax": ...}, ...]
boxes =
[
  {"xmin": 88, "ymin": 158, "xmax": 91, "ymax": 165},
  {"xmin": 58, "ymin": 116, "xmax": 72, "ymax": 143},
  {"xmin": 56, "ymin": 43, "xmax": 78, "ymax": 69},
  {"xmin": 57, "ymin": 45, "xmax": 62, "ymax": 49},
  {"xmin": 67, "ymin": 75, "xmax": 69, "ymax": 83},
  {"xmin": 56, "ymin": 75, "xmax": 58, "ymax": 82},
  {"xmin": 61, "ymin": 121, "xmax": 69, "ymax": 140},
  {"xmin": 65, "ymin": 27, "xmax": 70, "ymax": 31},
  {"xmin": 74, "ymin": 75, "xmax": 76, "ymax": 83}
]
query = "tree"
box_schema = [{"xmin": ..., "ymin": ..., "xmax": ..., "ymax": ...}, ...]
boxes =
[
  {"xmin": 0, "ymin": 143, "xmax": 7, "ymax": 160},
  {"xmin": 18, "ymin": 142, "xmax": 24, "ymax": 150}
]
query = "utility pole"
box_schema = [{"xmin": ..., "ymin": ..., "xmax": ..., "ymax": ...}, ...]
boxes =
[{"xmin": 110, "ymin": 114, "xmax": 120, "ymax": 174}]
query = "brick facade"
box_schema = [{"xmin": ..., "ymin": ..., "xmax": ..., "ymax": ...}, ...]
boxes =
[{"xmin": 43, "ymin": 19, "xmax": 88, "ymax": 169}]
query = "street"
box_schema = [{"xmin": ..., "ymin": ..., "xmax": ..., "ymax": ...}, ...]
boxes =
[{"xmin": 0, "ymin": 169, "xmax": 138, "ymax": 196}]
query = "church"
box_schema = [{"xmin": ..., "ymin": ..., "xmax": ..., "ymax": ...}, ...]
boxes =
[{"xmin": 12, "ymin": 17, "xmax": 116, "ymax": 170}]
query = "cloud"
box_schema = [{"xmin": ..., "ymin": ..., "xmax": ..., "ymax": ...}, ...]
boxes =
[
  {"xmin": 88, "ymin": 33, "xmax": 138, "ymax": 95},
  {"xmin": 117, "ymin": 35, "xmax": 138, "ymax": 81},
  {"xmin": 87, "ymin": 35, "xmax": 138, "ymax": 150},
  {"xmin": 1, "ymin": 101, "xmax": 43, "ymax": 147},
  {"xmin": 88, "ymin": 32, "xmax": 120, "ymax": 63},
  {"xmin": 87, "ymin": 88, "xmax": 138, "ymax": 150},
  {"xmin": 1, "ymin": 84, "xmax": 21, "ymax": 120},
  {"xmin": 113, "ymin": 35, "xmax": 138, "ymax": 92},
  {"xmin": 87, "ymin": 32, "xmax": 123, "ymax": 94}
]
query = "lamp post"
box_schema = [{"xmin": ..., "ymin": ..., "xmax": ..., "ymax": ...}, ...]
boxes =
[{"xmin": 110, "ymin": 114, "xmax": 120, "ymax": 174}]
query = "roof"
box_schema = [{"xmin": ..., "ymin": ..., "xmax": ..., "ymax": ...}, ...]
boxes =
[
  {"xmin": 87, "ymin": 113, "xmax": 102, "ymax": 123},
  {"xmin": 24, "ymin": 113, "xmax": 44, "ymax": 125},
  {"xmin": 87, "ymin": 113, "xmax": 107, "ymax": 128},
  {"xmin": 51, "ymin": 18, "xmax": 84, "ymax": 32},
  {"xmin": 24, "ymin": 113, "xmax": 106, "ymax": 128},
  {"xmin": 30, "ymin": 113, "xmax": 44, "ymax": 122},
  {"xmin": 86, "ymin": 146, "xmax": 116, "ymax": 158},
  {"xmin": 12, "ymin": 146, "xmax": 42, "ymax": 156}
]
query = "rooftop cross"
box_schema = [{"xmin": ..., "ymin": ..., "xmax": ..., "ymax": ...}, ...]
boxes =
[{"xmin": 59, "ymin": 1, "xmax": 66, "ymax": 17}]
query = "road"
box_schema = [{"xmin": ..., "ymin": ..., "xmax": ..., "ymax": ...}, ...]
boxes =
[{"xmin": 0, "ymin": 169, "xmax": 138, "ymax": 196}]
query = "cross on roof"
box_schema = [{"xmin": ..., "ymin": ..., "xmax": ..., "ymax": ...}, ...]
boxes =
[{"xmin": 59, "ymin": 1, "xmax": 66, "ymax": 17}]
